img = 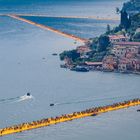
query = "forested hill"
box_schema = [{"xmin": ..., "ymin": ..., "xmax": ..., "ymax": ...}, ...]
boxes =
[
  {"xmin": 123, "ymin": 0, "xmax": 140, "ymax": 15},
  {"xmin": 129, "ymin": 13, "xmax": 140, "ymax": 41},
  {"xmin": 120, "ymin": 0, "xmax": 140, "ymax": 41}
]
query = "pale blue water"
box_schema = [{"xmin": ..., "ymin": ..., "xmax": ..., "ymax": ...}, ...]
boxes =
[
  {"xmin": 21, "ymin": 16, "xmax": 119, "ymax": 38},
  {"xmin": 0, "ymin": 0, "xmax": 126, "ymax": 18},
  {"xmin": 0, "ymin": 1, "xmax": 140, "ymax": 140}
]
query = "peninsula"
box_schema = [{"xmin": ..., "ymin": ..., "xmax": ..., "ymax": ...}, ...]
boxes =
[{"xmin": 60, "ymin": 0, "xmax": 140, "ymax": 74}]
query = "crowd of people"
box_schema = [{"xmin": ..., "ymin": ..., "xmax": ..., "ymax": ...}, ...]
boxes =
[{"xmin": 1, "ymin": 98, "xmax": 140, "ymax": 136}]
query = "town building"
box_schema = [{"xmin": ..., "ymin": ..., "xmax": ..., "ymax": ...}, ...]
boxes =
[
  {"xmin": 112, "ymin": 42, "xmax": 140, "ymax": 58},
  {"xmin": 103, "ymin": 41, "xmax": 140, "ymax": 72},
  {"xmin": 113, "ymin": 42, "xmax": 140, "ymax": 47},
  {"xmin": 109, "ymin": 35, "xmax": 129, "ymax": 43},
  {"xmin": 102, "ymin": 55, "xmax": 118, "ymax": 71},
  {"xmin": 118, "ymin": 58, "xmax": 131, "ymax": 71},
  {"xmin": 130, "ymin": 58, "xmax": 140, "ymax": 71},
  {"xmin": 77, "ymin": 45, "xmax": 92, "ymax": 54},
  {"xmin": 112, "ymin": 46, "xmax": 127, "ymax": 58}
]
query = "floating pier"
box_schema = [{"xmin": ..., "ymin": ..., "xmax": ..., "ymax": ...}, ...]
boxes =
[
  {"xmin": 7, "ymin": 14, "xmax": 87, "ymax": 43},
  {"xmin": 9, "ymin": 14, "xmax": 120, "ymax": 21},
  {"xmin": 0, "ymin": 13, "xmax": 119, "ymax": 21},
  {"xmin": 0, "ymin": 98, "xmax": 140, "ymax": 137}
]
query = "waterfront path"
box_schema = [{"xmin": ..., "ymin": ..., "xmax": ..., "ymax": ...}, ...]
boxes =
[{"xmin": 0, "ymin": 98, "xmax": 140, "ymax": 137}]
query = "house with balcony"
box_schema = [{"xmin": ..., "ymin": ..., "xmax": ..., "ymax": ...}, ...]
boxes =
[
  {"xmin": 109, "ymin": 35, "xmax": 129, "ymax": 44},
  {"xmin": 112, "ymin": 42, "xmax": 140, "ymax": 58},
  {"xmin": 113, "ymin": 42, "xmax": 140, "ymax": 48}
]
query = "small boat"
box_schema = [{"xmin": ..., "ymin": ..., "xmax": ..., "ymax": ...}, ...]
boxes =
[
  {"xmin": 50, "ymin": 103, "xmax": 54, "ymax": 106},
  {"xmin": 60, "ymin": 64, "xmax": 67, "ymax": 68},
  {"xmin": 137, "ymin": 109, "xmax": 140, "ymax": 112},
  {"xmin": 52, "ymin": 53, "xmax": 58, "ymax": 56},
  {"xmin": 27, "ymin": 93, "xmax": 31, "ymax": 96},
  {"xmin": 71, "ymin": 66, "xmax": 89, "ymax": 72}
]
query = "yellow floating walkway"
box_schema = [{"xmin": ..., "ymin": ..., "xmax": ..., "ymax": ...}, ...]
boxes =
[
  {"xmin": 7, "ymin": 14, "xmax": 87, "ymax": 43},
  {"xmin": 0, "ymin": 13, "xmax": 119, "ymax": 21},
  {"xmin": 10, "ymin": 14, "xmax": 120, "ymax": 21},
  {"xmin": 0, "ymin": 98, "xmax": 140, "ymax": 137}
]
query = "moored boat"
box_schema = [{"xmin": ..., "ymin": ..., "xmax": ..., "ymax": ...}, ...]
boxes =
[{"xmin": 70, "ymin": 66, "xmax": 89, "ymax": 72}]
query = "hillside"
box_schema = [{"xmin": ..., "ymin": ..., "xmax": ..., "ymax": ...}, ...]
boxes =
[{"xmin": 123, "ymin": 0, "xmax": 140, "ymax": 15}]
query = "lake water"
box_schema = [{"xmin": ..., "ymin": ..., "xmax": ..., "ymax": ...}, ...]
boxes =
[
  {"xmin": 0, "ymin": 0, "xmax": 140, "ymax": 140},
  {"xmin": 0, "ymin": 0, "xmax": 126, "ymax": 18},
  {"xmin": 21, "ymin": 16, "xmax": 119, "ymax": 39}
]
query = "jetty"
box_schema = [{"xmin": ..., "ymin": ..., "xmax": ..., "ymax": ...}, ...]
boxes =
[{"xmin": 0, "ymin": 98, "xmax": 140, "ymax": 137}]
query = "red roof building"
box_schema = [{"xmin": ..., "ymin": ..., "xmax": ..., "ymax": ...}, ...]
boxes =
[
  {"xmin": 77, "ymin": 46, "xmax": 92, "ymax": 54},
  {"xmin": 109, "ymin": 35, "xmax": 129, "ymax": 43}
]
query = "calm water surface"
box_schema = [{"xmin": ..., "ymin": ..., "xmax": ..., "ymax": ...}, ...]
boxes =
[
  {"xmin": 0, "ymin": 0, "xmax": 140, "ymax": 140},
  {"xmin": 0, "ymin": 0, "xmax": 126, "ymax": 18},
  {"xmin": 21, "ymin": 16, "xmax": 119, "ymax": 38}
]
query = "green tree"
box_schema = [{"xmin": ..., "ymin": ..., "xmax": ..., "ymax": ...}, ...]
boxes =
[
  {"xmin": 120, "ymin": 10, "xmax": 131, "ymax": 30},
  {"xmin": 133, "ymin": 32, "xmax": 140, "ymax": 41},
  {"xmin": 60, "ymin": 50, "xmax": 80, "ymax": 61},
  {"xmin": 116, "ymin": 7, "xmax": 120, "ymax": 14},
  {"xmin": 97, "ymin": 35, "xmax": 110, "ymax": 52},
  {"xmin": 106, "ymin": 24, "xmax": 111, "ymax": 34}
]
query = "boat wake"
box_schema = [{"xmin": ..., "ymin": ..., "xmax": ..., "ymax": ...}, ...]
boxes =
[
  {"xmin": 15, "ymin": 95, "xmax": 33, "ymax": 103},
  {"xmin": 0, "ymin": 94, "xmax": 33, "ymax": 104},
  {"xmin": 50, "ymin": 94, "xmax": 140, "ymax": 107}
]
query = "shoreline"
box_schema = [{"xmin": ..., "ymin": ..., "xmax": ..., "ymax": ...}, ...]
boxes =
[{"xmin": 60, "ymin": 64, "xmax": 140, "ymax": 75}]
